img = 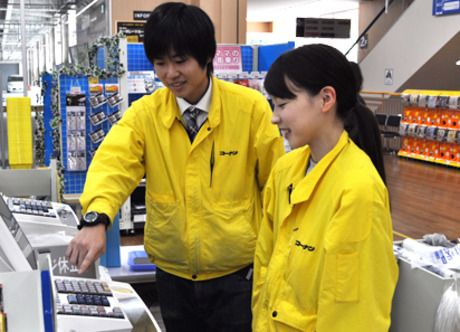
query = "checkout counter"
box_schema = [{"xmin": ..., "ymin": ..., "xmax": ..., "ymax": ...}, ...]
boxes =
[{"xmin": 0, "ymin": 194, "xmax": 161, "ymax": 332}]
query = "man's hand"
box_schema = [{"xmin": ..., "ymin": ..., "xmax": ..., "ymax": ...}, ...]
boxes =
[{"xmin": 66, "ymin": 224, "xmax": 107, "ymax": 274}]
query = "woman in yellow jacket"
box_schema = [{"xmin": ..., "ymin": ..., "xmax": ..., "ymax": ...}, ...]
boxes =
[{"xmin": 252, "ymin": 44, "xmax": 398, "ymax": 331}]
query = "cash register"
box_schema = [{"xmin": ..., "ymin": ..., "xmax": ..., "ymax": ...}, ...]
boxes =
[{"xmin": 0, "ymin": 194, "xmax": 161, "ymax": 331}]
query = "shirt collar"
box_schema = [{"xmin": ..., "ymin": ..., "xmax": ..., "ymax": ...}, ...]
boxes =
[
  {"xmin": 291, "ymin": 131, "xmax": 350, "ymax": 204},
  {"xmin": 176, "ymin": 78, "xmax": 212, "ymax": 115}
]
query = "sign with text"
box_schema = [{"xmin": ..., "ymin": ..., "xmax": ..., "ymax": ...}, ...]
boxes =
[
  {"xmin": 133, "ymin": 11, "xmax": 151, "ymax": 21},
  {"xmin": 117, "ymin": 21, "xmax": 145, "ymax": 42},
  {"xmin": 213, "ymin": 45, "xmax": 243, "ymax": 74},
  {"xmin": 40, "ymin": 245, "xmax": 97, "ymax": 278},
  {"xmin": 433, "ymin": 0, "xmax": 460, "ymax": 16}
]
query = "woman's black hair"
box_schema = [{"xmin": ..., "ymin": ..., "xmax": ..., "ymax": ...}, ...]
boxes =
[
  {"xmin": 346, "ymin": 61, "xmax": 386, "ymax": 184},
  {"xmin": 264, "ymin": 44, "xmax": 386, "ymax": 184},
  {"xmin": 143, "ymin": 2, "xmax": 216, "ymax": 75}
]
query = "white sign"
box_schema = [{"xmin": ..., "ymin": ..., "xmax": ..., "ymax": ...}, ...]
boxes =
[
  {"xmin": 127, "ymin": 71, "xmax": 155, "ymax": 93},
  {"xmin": 384, "ymin": 68, "xmax": 394, "ymax": 86}
]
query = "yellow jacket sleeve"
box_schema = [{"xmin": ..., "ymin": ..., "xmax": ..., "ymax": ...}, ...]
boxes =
[
  {"xmin": 80, "ymin": 103, "xmax": 146, "ymax": 221},
  {"xmin": 316, "ymin": 177, "xmax": 397, "ymax": 331}
]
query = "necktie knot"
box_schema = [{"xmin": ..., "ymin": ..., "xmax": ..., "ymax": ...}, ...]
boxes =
[{"xmin": 187, "ymin": 107, "xmax": 199, "ymax": 119}]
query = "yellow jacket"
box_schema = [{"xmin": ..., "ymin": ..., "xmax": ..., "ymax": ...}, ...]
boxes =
[
  {"xmin": 253, "ymin": 131, "xmax": 398, "ymax": 332},
  {"xmin": 80, "ymin": 76, "xmax": 285, "ymax": 280}
]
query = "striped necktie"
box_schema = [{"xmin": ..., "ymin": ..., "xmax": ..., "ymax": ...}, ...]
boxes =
[{"xmin": 182, "ymin": 106, "xmax": 201, "ymax": 141}]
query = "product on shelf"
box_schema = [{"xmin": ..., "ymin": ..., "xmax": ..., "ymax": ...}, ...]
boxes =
[{"xmin": 398, "ymin": 89, "xmax": 460, "ymax": 167}]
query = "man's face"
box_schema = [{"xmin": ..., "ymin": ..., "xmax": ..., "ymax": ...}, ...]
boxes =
[{"xmin": 153, "ymin": 53, "xmax": 209, "ymax": 104}]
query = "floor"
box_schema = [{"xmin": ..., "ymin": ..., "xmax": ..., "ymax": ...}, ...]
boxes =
[
  {"xmin": 120, "ymin": 153, "xmax": 460, "ymax": 331},
  {"xmin": 385, "ymin": 154, "xmax": 460, "ymax": 241}
]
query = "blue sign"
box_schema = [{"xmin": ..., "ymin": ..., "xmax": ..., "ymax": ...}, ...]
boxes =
[{"xmin": 433, "ymin": 0, "xmax": 460, "ymax": 16}]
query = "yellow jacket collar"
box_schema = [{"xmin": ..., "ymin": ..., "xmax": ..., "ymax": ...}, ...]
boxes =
[
  {"xmin": 160, "ymin": 76, "xmax": 222, "ymax": 129},
  {"xmin": 291, "ymin": 131, "xmax": 350, "ymax": 204}
]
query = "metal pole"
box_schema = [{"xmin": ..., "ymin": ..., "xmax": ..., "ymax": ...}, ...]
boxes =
[
  {"xmin": 42, "ymin": 35, "xmax": 47, "ymax": 72},
  {"xmin": 61, "ymin": 14, "xmax": 68, "ymax": 64},
  {"xmin": 50, "ymin": 26, "xmax": 56, "ymax": 68},
  {"xmin": 36, "ymin": 40, "xmax": 40, "ymax": 84},
  {"xmin": 20, "ymin": 0, "xmax": 28, "ymax": 96}
]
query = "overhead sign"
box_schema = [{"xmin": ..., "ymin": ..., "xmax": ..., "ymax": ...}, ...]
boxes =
[
  {"xmin": 133, "ymin": 11, "xmax": 151, "ymax": 21},
  {"xmin": 296, "ymin": 18, "xmax": 351, "ymax": 38},
  {"xmin": 213, "ymin": 45, "xmax": 242, "ymax": 74},
  {"xmin": 433, "ymin": 0, "xmax": 460, "ymax": 16},
  {"xmin": 117, "ymin": 21, "xmax": 145, "ymax": 43}
]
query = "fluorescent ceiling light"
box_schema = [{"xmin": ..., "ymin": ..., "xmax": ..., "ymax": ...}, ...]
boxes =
[
  {"xmin": 76, "ymin": 0, "xmax": 99, "ymax": 18},
  {"xmin": 456, "ymin": 59, "xmax": 460, "ymax": 66}
]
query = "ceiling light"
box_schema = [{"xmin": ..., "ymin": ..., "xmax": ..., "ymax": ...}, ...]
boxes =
[{"xmin": 456, "ymin": 59, "xmax": 460, "ymax": 66}]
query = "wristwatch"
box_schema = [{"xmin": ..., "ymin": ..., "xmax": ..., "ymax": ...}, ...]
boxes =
[{"xmin": 78, "ymin": 211, "xmax": 110, "ymax": 230}]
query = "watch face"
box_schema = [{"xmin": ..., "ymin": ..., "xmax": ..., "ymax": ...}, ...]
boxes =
[{"xmin": 84, "ymin": 211, "xmax": 99, "ymax": 223}]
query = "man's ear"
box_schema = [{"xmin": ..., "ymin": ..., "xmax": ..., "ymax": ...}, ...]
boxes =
[{"xmin": 320, "ymin": 86, "xmax": 337, "ymax": 113}]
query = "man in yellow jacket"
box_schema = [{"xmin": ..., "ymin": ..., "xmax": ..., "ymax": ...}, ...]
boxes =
[{"xmin": 66, "ymin": 3, "xmax": 284, "ymax": 331}]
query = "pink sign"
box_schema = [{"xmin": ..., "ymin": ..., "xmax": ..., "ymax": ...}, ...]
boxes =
[{"xmin": 213, "ymin": 45, "xmax": 242, "ymax": 73}]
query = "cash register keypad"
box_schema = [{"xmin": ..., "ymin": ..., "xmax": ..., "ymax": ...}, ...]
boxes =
[
  {"xmin": 9, "ymin": 197, "xmax": 57, "ymax": 218},
  {"xmin": 54, "ymin": 278, "xmax": 125, "ymax": 319}
]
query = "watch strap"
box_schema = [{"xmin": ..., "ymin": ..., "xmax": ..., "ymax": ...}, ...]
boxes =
[{"xmin": 78, "ymin": 213, "xmax": 110, "ymax": 230}]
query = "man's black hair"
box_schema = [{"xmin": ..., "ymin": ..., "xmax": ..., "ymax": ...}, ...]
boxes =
[{"xmin": 143, "ymin": 2, "xmax": 216, "ymax": 75}]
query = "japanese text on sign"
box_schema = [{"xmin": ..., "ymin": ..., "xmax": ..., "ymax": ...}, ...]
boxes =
[{"xmin": 213, "ymin": 46, "xmax": 242, "ymax": 74}]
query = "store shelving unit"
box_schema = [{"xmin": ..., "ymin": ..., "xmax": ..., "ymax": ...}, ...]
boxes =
[{"xmin": 398, "ymin": 89, "xmax": 460, "ymax": 168}]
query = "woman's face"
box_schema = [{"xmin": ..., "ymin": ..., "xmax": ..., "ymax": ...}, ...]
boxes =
[{"xmin": 271, "ymin": 84, "xmax": 324, "ymax": 149}]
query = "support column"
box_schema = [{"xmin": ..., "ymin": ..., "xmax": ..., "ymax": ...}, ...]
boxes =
[
  {"xmin": 20, "ymin": 0, "xmax": 28, "ymax": 95},
  {"xmin": 194, "ymin": 0, "xmax": 247, "ymax": 44}
]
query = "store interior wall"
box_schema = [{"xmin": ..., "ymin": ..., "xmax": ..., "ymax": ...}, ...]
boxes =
[
  {"xmin": 111, "ymin": 0, "xmax": 247, "ymax": 44},
  {"xmin": 360, "ymin": 0, "xmax": 460, "ymax": 92},
  {"xmin": 247, "ymin": 0, "xmax": 360, "ymax": 60},
  {"xmin": 110, "ymin": 0, "xmax": 181, "ymax": 37},
  {"xmin": 400, "ymin": 31, "xmax": 460, "ymax": 91},
  {"xmin": 358, "ymin": 0, "xmax": 414, "ymax": 63}
]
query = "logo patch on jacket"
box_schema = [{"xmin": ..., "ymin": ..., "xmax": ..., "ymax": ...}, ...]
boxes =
[
  {"xmin": 220, "ymin": 150, "xmax": 238, "ymax": 156},
  {"xmin": 295, "ymin": 240, "xmax": 315, "ymax": 251}
]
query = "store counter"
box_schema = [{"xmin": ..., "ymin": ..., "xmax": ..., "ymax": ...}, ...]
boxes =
[{"xmin": 107, "ymin": 245, "xmax": 156, "ymax": 284}]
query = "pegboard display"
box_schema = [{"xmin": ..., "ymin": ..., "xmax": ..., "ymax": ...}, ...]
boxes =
[
  {"xmin": 59, "ymin": 75, "xmax": 123, "ymax": 194},
  {"xmin": 59, "ymin": 75, "xmax": 90, "ymax": 194},
  {"xmin": 127, "ymin": 43, "xmax": 153, "ymax": 71},
  {"xmin": 42, "ymin": 72, "xmax": 54, "ymax": 166},
  {"xmin": 241, "ymin": 45, "xmax": 254, "ymax": 73},
  {"xmin": 97, "ymin": 47, "xmax": 106, "ymax": 69},
  {"xmin": 258, "ymin": 42, "xmax": 295, "ymax": 72},
  {"xmin": 398, "ymin": 89, "xmax": 460, "ymax": 168}
]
